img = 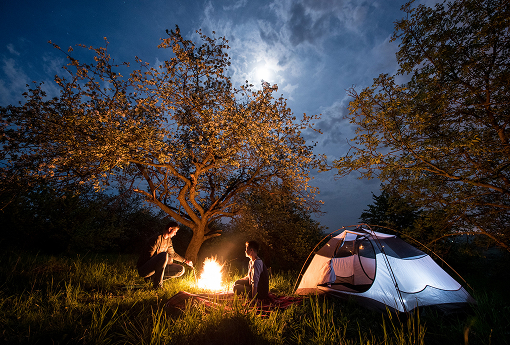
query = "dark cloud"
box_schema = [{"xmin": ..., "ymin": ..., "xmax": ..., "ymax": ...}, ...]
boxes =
[
  {"xmin": 303, "ymin": 0, "xmax": 345, "ymax": 11},
  {"xmin": 288, "ymin": 3, "xmax": 314, "ymax": 45},
  {"xmin": 287, "ymin": 2, "xmax": 333, "ymax": 46},
  {"xmin": 310, "ymin": 170, "xmax": 379, "ymax": 230},
  {"xmin": 259, "ymin": 27, "xmax": 279, "ymax": 45},
  {"xmin": 312, "ymin": 99, "xmax": 355, "ymax": 148},
  {"xmin": 277, "ymin": 54, "xmax": 290, "ymax": 67}
]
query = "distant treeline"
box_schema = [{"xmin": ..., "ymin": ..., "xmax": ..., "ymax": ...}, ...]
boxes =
[
  {"xmin": 0, "ymin": 183, "xmax": 167, "ymax": 254},
  {"xmin": 0, "ymin": 182, "xmax": 325, "ymax": 272}
]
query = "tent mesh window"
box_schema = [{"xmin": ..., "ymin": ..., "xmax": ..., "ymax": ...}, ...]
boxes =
[
  {"xmin": 329, "ymin": 235, "xmax": 376, "ymax": 293},
  {"xmin": 375, "ymin": 237, "xmax": 426, "ymax": 259},
  {"xmin": 358, "ymin": 237, "xmax": 376, "ymax": 259},
  {"xmin": 334, "ymin": 238, "xmax": 356, "ymax": 258}
]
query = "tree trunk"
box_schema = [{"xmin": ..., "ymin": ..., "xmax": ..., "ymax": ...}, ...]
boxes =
[{"xmin": 185, "ymin": 222, "xmax": 206, "ymax": 264}]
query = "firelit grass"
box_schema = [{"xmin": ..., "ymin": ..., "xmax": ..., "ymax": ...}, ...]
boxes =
[{"xmin": 0, "ymin": 250, "xmax": 507, "ymax": 344}]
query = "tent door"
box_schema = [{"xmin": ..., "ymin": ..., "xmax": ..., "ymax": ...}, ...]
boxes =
[{"xmin": 327, "ymin": 236, "xmax": 376, "ymax": 293}]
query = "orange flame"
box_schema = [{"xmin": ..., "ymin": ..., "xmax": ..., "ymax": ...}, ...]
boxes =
[{"xmin": 197, "ymin": 257, "xmax": 225, "ymax": 291}]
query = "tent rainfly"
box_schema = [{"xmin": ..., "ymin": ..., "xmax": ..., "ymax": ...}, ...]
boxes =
[{"xmin": 295, "ymin": 226, "xmax": 476, "ymax": 312}]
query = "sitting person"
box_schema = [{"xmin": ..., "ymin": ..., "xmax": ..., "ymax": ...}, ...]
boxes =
[
  {"xmin": 136, "ymin": 221, "xmax": 193, "ymax": 289},
  {"xmin": 233, "ymin": 240, "xmax": 269, "ymax": 300}
]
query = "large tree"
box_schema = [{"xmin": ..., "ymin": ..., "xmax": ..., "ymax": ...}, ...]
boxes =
[
  {"xmin": 333, "ymin": 0, "xmax": 510, "ymax": 250},
  {"xmin": 1, "ymin": 27, "xmax": 323, "ymax": 262}
]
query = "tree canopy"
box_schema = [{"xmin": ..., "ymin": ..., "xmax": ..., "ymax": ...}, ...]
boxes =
[
  {"xmin": 333, "ymin": 0, "xmax": 510, "ymax": 250},
  {"xmin": 1, "ymin": 27, "xmax": 324, "ymax": 261}
]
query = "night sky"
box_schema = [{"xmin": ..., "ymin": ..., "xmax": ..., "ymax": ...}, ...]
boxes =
[{"xmin": 0, "ymin": 0, "xmax": 439, "ymax": 231}]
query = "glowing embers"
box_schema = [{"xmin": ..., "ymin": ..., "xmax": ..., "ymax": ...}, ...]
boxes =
[{"xmin": 197, "ymin": 257, "xmax": 225, "ymax": 291}]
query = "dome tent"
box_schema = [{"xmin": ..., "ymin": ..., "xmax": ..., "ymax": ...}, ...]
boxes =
[{"xmin": 295, "ymin": 226, "xmax": 475, "ymax": 312}]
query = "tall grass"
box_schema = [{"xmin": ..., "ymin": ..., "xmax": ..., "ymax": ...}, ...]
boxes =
[
  {"xmin": 382, "ymin": 309, "xmax": 426, "ymax": 345},
  {"xmin": 85, "ymin": 303, "xmax": 120, "ymax": 345},
  {"xmin": 0, "ymin": 250, "xmax": 506, "ymax": 344},
  {"xmin": 296, "ymin": 296, "xmax": 347, "ymax": 344}
]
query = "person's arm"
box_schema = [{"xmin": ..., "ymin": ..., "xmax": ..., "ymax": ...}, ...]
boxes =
[
  {"xmin": 166, "ymin": 239, "xmax": 182, "ymax": 261},
  {"xmin": 247, "ymin": 259, "xmax": 254, "ymax": 284},
  {"xmin": 165, "ymin": 239, "xmax": 193, "ymax": 266},
  {"xmin": 251, "ymin": 259, "xmax": 264, "ymax": 298},
  {"xmin": 173, "ymin": 253, "xmax": 192, "ymax": 266}
]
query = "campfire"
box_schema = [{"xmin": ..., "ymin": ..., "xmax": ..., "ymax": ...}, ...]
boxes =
[{"xmin": 196, "ymin": 257, "xmax": 226, "ymax": 291}]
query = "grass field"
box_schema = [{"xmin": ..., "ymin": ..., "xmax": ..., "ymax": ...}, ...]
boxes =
[{"xmin": 0, "ymin": 249, "xmax": 508, "ymax": 344}]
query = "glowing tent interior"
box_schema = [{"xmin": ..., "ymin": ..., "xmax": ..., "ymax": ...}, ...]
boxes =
[{"xmin": 295, "ymin": 226, "xmax": 476, "ymax": 312}]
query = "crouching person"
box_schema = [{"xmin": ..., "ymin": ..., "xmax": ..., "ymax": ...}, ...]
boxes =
[
  {"xmin": 136, "ymin": 221, "xmax": 193, "ymax": 290},
  {"xmin": 233, "ymin": 241, "xmax": 269, "ymax": 300}
]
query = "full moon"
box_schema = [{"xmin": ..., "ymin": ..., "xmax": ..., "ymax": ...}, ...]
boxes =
[{"xmin": 255, "ymin": 64, "xmax": 273, "ymax": 83}]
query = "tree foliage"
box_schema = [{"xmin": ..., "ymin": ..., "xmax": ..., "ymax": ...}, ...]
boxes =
[
  {"xmin": 1, "ymin": 27, "xmax": 323, "ymax": 261},
  {"xmin": 227, "ymin": 183, "xmax": 325, "ymax": 270},
  {"xmin": 334, "ymin": 0, "xmax": 510, "ymax": 250},
  {"xmin": 0, "ymin": 183, "xmax": 162, "ymax": 253},
  {"xmin": 359, "ymin": 188, "xmax": 458, "ymax": 255},
  {"xmin": 359, "ymin": 189, "xmax": 420, "ymax": 233}
]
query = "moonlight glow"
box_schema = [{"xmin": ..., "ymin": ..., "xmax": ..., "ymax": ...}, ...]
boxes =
[{"xmin": 255, "ymin": 64, "xmax": 273, "ymax": 82}]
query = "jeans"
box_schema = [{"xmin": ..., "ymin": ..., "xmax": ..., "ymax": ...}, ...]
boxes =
[
  {"xmin": 138, "ymin": 252, "xmax": 185, "ymax": 287},
  {"xmin": 233, "ymin": 278, "xmax": 253, "ymax": 298}
]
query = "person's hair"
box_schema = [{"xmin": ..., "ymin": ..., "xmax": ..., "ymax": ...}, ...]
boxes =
[
  {"xmin": 246, "ymin": 240, "xmax": 259, "ymax": 253},
  {"xmin": 165, "ymin": 221, "xmax": 179, "ymax": 232}
]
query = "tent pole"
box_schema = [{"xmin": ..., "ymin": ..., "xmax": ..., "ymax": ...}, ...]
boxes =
[
  {"xmin": 363, "ymin": 224, "xmax": 408, "ymax": 313},
  {"xmin": 292, "ymin": 226, "xmax": 347, "ymax": 292}
]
